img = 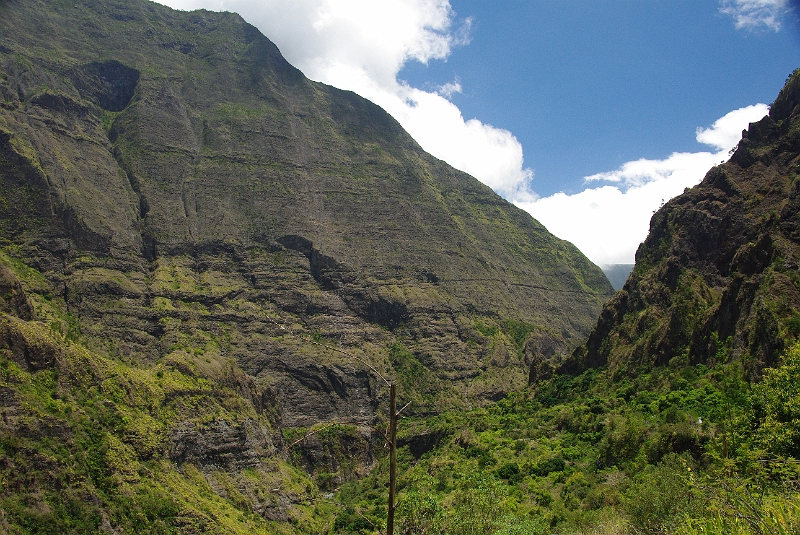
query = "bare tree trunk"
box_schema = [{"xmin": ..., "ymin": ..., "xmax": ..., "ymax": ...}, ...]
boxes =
[{"xmin": 388, "ymin": 383, "xmax": 397, "ymax": 535}]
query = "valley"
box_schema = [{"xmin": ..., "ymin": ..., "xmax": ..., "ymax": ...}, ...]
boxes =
[{"xmin": 0, "ymin": 0, "xmax": 798, "ymax": 533}]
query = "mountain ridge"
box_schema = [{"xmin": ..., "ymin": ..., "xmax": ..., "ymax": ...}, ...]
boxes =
[
  {"xmin": 562, "ymin": 68, "xmax": 800, "ymax": 378},
  {"xmin": 0, "ymin": 0, "xmax": 612, "ymax": 521}
]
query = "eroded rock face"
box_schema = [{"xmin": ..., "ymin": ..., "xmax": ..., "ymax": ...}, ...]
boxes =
[
  {"xmin": 69, "ymin": 60, "xmax": 140, "ymax": 112},
  {"xmin": 564, "ymin": 71, "xmax": 800, "ymax": 378},
  {"xmin": 265, "ymin": 360, "xmax": 376, "ymax": 428},
  {"xmin": 0, "ymin": 315, "xmax": 63, "ymax": 371},
  {"xmin": 169, "ymin": 418, "xmax": 278, "ymax": 471},
  {"xmin": 292, "ymin": 428, "xmax": 377, "ymax": 490},
  {"xmin": 0, "ymin": 265, "xmax": 33, "ymax": 321},
  {"xmin": 0, "ymin": 0, "xmax": 612, "ymax": 491}
]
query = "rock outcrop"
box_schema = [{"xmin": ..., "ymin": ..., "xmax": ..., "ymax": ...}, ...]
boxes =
[
  {"xmin": 563, "ymin": 70, "xmax": 800, "ymax": 378},
  {"xmin": 0, "ymin": 0, "xmax": 611, "ymax": 421}
]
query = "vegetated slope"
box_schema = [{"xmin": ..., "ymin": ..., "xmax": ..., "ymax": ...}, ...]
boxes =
[
  {"xmin": 341, "ymin": 338, "xmax": 800, "ymax": 535},
  {"xmin": 0, "ymin": 259, "xmax": 332, "ymax": 533},
  {"xmin": 326, "ymin": 72, "xmax": 800, "ymax": 535},
  {"xmin": 564, "ymin": 69, "xmax": 800, "ymax": 378},
  {"xmin": 0, "ymin": 0, "xmax": 612, "ymax": 530}
]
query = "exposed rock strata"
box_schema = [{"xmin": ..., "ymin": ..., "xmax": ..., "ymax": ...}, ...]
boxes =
[{"xmin": 0, "ymin": 0, "xmax": 613, "ymax": 501}]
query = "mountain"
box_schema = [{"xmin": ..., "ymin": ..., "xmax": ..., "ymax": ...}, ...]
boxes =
[
  {"xmin": 563, "ymin": 69, "xmax": 800, "ymax": 378},
  {"xmin": 600, "ymin": 264, "xmax": 634, "ymax": 290},
  {"xmin": 0, "ymin": 0, "xmax": 613, "ymax": 530},
  {"xmin": 0, "ymin": 0, "xmax": 612, "ymax": 412}
]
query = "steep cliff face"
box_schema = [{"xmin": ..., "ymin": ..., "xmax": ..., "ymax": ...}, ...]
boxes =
[
  {"xmin": 564, "ymin": 70, "xmax": 800, "ymax": 378},
  {"xmin": 0, "ymin": 0, "xmax": 611, "ymax": 414},
  {"xmin": 0, "ymin": 0, "xmax": 612, "ymax": 507}
]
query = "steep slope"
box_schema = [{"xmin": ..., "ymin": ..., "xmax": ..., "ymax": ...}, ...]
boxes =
[
  {"xmin": 0, "ymin": 261, "xmax": 331, "ymax": 533},
  {"xmin": 0, "ymin": 0, "xmax": 612, "ymax": 505},
  {"xmin": 564, "ymin": 70, "xmax": 800, "ymax": 378}
]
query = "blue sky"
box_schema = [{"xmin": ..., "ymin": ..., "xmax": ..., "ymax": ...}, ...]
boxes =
[
  {"xmin": 399, "ymin": 0, "xmax": 800, "ymax": 197},
  {"xmin": 156, "ymin": 0, "xmax": 800, "ymax": 265}
]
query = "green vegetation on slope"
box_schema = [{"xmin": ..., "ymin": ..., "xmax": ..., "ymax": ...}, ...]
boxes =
[
  {"xmin": 329, "ymin": 342, "xmax": 800, "ymax": 534},
  {"xmin": 566, "ymin": 68, "xmax": 800, "ymax": 378},
  {"xmin": 0, "ymin": 325, "xmax": 334, "ymax": 534},
  {"xmin": 0, "ymin": 253, "xmax": 332, "ymax": 534},
  {"xmin": 5, "ymin": 238, "xmax": 797, "ymax": 535},
  {"xmin": 2, "ymin": 252, "xmax": 798, "ymax": 534}
]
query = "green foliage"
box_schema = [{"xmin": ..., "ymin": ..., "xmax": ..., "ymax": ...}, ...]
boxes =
[
  {"xmin": 0, "ymin": 321, "xmax": 324, "ymax": 535},
  {"xmin": 532, "ymin": 456, "xmax": 566, "ymax": 476},
  {"xmin": 331, "ymin": 341, "xmax": 800, "ymax": 535},
  {"xmin": 333, "ymin": 506, "xmax": 376, "ymax": 533},
  {"xmin": 561, "ymin": 471, "xmax": 591, "ymax": 510},
  {"xmin": 786, "ymin": 314, "xmax": 800, "ymax": 338},
  {"xmin": 474, "ymin": 320, "xmax": 500, "ymax": 338},
  {"xmin": 622, "ymin": 453, "xmax": 701, "ymax": 533},
  {"xmin": 496, "ymin": 461, "xmax": 521, "ymax": 482},
  {"xmin": 473, "ymin": 318, "xmax": 538, "ymax": 355},
  {"xmin": 396, "ymin": 490, "xmax": 445, "ymax": 535},
  {"xmin": 748, "ymin": 340, "xmax": 800, "ymax": 458},
  {"xmin": 501, "ymin": 318, "xmax": 537, "ymax": 353},
  {"xmin": 445, "ymin": 475, "xmax": 508, "ymax": 534},
  {"xmin": 676, "ymin": 475, "xmax": 800, "ymax": 535},
  {"xmin": 389, "ymin": 342, "xmax": 449, "ymax": 413}
]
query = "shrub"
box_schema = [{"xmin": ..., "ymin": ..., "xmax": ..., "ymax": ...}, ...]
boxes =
[
  {"xmin": 748, "ymin": 341, "xmax": 800, "ymax": 458},
  {"xmin": 561, "ymin": 471, "xmax": 591, "ymax": 510},
  {"xmin": 532, "ymin": 456, "xmax": 565, "ymax": 476},
  {"xmin": 333, "ymin": 506, "xmax": 374, "ymax": 533},
  {"xmin": 622, "ymin": 453, "xmax": 700, "ymax": 534},
  {"xmin": 496, "ymin": 462, "xmax": 521, "ymax": 481},
  {"xmin": 446, "ymin": 475, "xmax": 507, "ymax": 535},
  {"xmin": 396, "ymin": 491, "xmax": 445, "ymax": 535}
]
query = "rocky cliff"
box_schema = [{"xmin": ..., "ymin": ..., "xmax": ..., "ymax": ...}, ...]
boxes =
[
  {"xmin": 563, "ymin": 70, "xmax": 800, "ymax": 378},
  {"xmin": 0, "ymin": 0, "xmax": 611, "ymax": 411},
  {"xmin": 0, "ymin": 0, "xmax": 613, "ymax": 529}
]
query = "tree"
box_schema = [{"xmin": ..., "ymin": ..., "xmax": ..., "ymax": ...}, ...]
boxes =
[{"xmin": 749, "ymin": 341, "xmax": 800, "ymax": 458}]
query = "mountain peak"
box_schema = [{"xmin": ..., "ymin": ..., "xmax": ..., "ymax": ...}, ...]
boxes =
[{"xmin": 0, "ymin": 0, "xmax": 612, "ymax": 427}]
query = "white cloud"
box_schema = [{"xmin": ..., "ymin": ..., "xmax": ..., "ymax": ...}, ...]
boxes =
[
  {"xmin": 154, "ymin": 0, "xmax": 533, "ymax": 198},
  {"xmin": 516, "ymin": 104, "xmax": 769, "ymax": 266},
  {"xmin": 696, "ymin": 104, "xmax": 770, "ymax": 150},
  {"xmin": 436, "ymin": 79, "xmax": 462, "ymax": 98},
  {"xmin": 719, "ymin": 0, "xmax": 791, "ymax": 31},
  {"xmin": 383, "ymin": 84, "xmax": 533, "ymax": 197}
]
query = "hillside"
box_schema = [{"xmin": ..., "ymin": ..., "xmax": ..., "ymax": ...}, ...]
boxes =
[
  {"xmin": 328, "ymin": 71, "xmax": 800, "ymax": 535},
  {"xmin": 0, "ymin": 0, "xmax": 614, "ymax": 531},
  {"xmin": 564, "ymin": 69, "xmax": 800, "ymax": 378}
]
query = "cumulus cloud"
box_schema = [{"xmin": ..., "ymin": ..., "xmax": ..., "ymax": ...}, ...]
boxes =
[
  {"xmin": 696, "ymin": 104, "xmax": 771, "ymax": 150},
  {"xmin": 516, "ymin": 104, "xmax": 769, "ymax": 266},
  {"xmin": 719, "ymin": 0, "xmax": 792, "ymax": 31},
  {"xmin": 154, "ymin": 0, "xmax": 534, "ymax": 198}
]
